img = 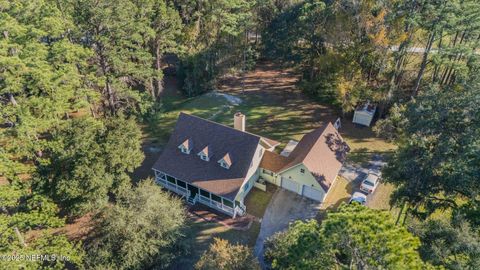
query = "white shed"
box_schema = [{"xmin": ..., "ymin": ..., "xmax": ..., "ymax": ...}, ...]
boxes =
[{"xmin": 353, "ymin": 102, "xmax": 376, "ymax": 127}]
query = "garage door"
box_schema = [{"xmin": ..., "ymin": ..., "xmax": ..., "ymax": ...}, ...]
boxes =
[
  {"xmin": 281, "ymin": 177, "xmax": 298, "ymax": 193},
  {"xmin": 302, "ymin": 185, "xmax": 323, "ymax": 202}
]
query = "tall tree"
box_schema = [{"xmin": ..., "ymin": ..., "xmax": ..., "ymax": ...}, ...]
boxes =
[
  {"xmin": 265, "ymin": 204, "xmax": 428, "ymax": 269},
  {"xmin": 0, "ymin": 0, "xmax": 97, "ymax": 181},
  {"xmin": 380, "ymin": 83, "xmax": 480, "ymax": 216},
  {"xmin": 84, "ymin": 179, "xmax": 186, "ymax": 270},
  {"xmin": 34, "ymin": 116, "xmax": 143, "ymax": 215},
  {"xmin": 411, "ymin": 216, "xmax": 480, "ymax": 269},
  {"xmin": 195, "ymin": 238, "xmax": 260, "ymax": 270},
  {"xmin": 0, "ymin": 184, "xmax": 84, "ymax": 270},
  {"xmin": 71, "ymin": 0, "xmax": 155, "ymax": 115},
  {"xmin": 145, "ymin": 0, "xmax": 183, "ymax": 98}
]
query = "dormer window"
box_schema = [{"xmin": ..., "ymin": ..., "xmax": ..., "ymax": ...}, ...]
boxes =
[
  {"xmin": 198, "ymin": 146, "xmax": 210, "ymax": 161},
  {"xmin": 218, "ymin": 153, "xmax": 232, "ymax": 169},
  {"xmin": 178, "ymin": 139, "xmax": 192, "ymax": 154}
]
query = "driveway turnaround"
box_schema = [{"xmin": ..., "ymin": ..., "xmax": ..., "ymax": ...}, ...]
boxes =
[
  {"xmin": 254, "ymin": 188, "xmax": 321, "ymax": 268},
  {"xmin": 339, "ymin": 154, "xmax": 387, "ymax": 207}
]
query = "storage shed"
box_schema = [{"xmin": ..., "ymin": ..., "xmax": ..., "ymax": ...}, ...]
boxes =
[{"xmin": 353, "ymin": 102, "xmax": 376, "ymax": 127}]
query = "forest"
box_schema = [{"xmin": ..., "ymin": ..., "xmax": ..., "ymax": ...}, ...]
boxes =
[{"xmin": 1, "ymin": 0, "xmax": 479, "ymax": 269}]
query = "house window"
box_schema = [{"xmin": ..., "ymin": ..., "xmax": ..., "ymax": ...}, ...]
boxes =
[
  {"xmin": 180, "ymin": 147, "xmax": 189, "ymax": 154},
  {"xmin": 200, "ymin": 189, "xmax": 209, "ymax": 198},
  {"xmin": 220, "ymin": 161, "xmax": 230, "ymax": 169},
  {"xmin": 300, "ymin": 169, "xmax": 305, "ymax": 174},
  {"xmin": 166, "ymin": 175, "xmax": 176, "ymax": 184},
  {"xmin": 211, "ymin": 194, "xmax": 222, "ymax": 203},
  {"xmin": 177, "ymin": 180, "xmax": 186, "ymax": 188},
  {"xmin": 262, "ymin": 169, "xmax": 273, "ymax": 176},
  {"xmin": 223, "ymin": 199, "xmax": 234, "ymax": 208},
  {"xmin": 200, "ymin": 154, "xmax": 209, "ymax": 161},
  {"xmin": 244, "ymin": 182, "xmax": 250, "ymax": 191}
]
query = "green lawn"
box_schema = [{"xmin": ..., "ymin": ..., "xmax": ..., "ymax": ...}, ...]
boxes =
[{"xmin": 244, "ymin": 184, "xmax": 277, "ymax": 218}]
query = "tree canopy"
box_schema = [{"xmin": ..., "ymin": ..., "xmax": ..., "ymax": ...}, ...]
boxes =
[
  {"xmin": 84, "ymin": 179, "xmax": 186, "ymax": 270},
  {"xmin": 195, "ymin": 238, "xmax": 260, "ymax": 270},
  {"xmin": 265, "ymin": 204, "xmax": 427, "ymax": 269}
]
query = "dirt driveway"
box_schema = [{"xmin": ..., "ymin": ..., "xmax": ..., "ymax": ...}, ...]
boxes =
[{"xmin": 253, "ymin": 188, "xmax": 321, "ymax": 268}]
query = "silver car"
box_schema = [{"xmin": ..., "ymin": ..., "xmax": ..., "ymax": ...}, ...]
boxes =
[
  {"xmin": 349, "ymin": 192, "xmax": 367, "ymax": 205},
  {"xmin": 360, "ymin": 173, "xmax": 380, "ymax": 194}
]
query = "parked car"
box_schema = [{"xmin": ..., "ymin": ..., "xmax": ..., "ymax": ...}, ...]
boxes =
[
  {"xmin": 360, "ymin": 173, "xmax": 380, "ymax": 194},
  {"xmin": 349, "ymin": 192, "xmax": 367, "ymax": 205}
]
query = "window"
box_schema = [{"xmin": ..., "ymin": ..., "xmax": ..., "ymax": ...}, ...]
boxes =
[
  {"xmin": 300, "ymin": 168, "xmax": 305, "ymax": 174},
  {"xmin": 180, "ymin": 147, "xmax": 189, "ymax": 154},
  {"xmin": 200, "ymin": 189, "xmax": 209, "ymax": 198},
  {"xmin": 177, "ymin": 180, "xmax": 186, "ymax": 188},
  {"xmin": 220, "ymin": 161, "xmax": 230, "ymax": 169},
  {"xmin": 223, "ymin": 199, "xmax": 234, "ymax": 208},
  {"xmin": 200, "ymin": 154, "xmax": 209, "ymax": 161},
  {"xmin": 211, "ymin": 194, "xmax": 222, "ymax": 203},
  {"xmin": 262, "ymin": 169, "xmax": 273, "ymax": 176},
  {"xmin": 166, "ymin": 175, "xmax": 176, "ymax": 184},
  {"xmin": 244, "ymin": 182, "xmax": 250, "ymax": 192}
]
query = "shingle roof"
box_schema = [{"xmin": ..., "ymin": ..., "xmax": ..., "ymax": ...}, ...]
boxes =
[
  {"xmin": 281, "ymin": 123, "xmax": 349, "ymax": 191},
  {"xmin": 260, "ymin": 123, "xmax": 349, "ymax": 192},
  {"xmin": 152, "ymin": 113, "xmax": 260, "ymax": 200},
  {"xmin": 261, "ymin": 137, "xmax": 280, "ymax": 148},
  {"xmin": 259, "ymin": 151, "xmax": 291, "ymax": 173}
]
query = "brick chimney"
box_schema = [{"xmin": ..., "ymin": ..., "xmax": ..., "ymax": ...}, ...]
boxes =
[{"xmin": 234, "ymin": 112, "xmax": 245, "ymax": 132}]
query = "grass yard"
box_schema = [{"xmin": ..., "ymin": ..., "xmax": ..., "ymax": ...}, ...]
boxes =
[
  {"xmin": 244, "ymin": 184, "xmax": 277, "ymax": 218},
  {"xmin": 321, "ymin": 176, "xmax": 353, "ymax": 211},
  {"xmin": 146, "ymin": 62, "xmax": 395, "ymax": 156}
]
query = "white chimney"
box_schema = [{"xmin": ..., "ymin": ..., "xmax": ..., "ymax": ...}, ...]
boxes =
[{"xmin": 234, "ymin": 112, "xmax": 245, "ymax": 132}]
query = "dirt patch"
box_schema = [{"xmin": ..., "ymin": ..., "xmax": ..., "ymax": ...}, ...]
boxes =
[{"xmin": 25, "ymin": 213, "xmax": 94, "ymax": 243}]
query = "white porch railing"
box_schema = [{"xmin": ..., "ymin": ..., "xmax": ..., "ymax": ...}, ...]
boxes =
[
  {"xmin": 155, "ymin": 177, "xmax": 188, "ymax": 196},
  {"xmin": 198, "ymin": 195, "xmax": 234, "ymax": 215}
]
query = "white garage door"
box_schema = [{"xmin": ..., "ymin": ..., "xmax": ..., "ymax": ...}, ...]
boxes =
[
  {"xmin": 281, "ymin": 177, "xmax": 298, "ymax": 193},
  {"xmin": 302, "ymin": 185, "xmax": 323, "ymax": 202}
]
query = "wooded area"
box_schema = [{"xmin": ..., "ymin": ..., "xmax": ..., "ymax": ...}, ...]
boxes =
[{"xmin": 1, "ymin": 0, "xmax": 479, "ymax": 269}]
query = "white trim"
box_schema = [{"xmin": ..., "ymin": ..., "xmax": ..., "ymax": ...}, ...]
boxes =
[
  {"xmin": 276, "ymin": 163, "xmax": 303, "ymax": 174},
  {"xmin": 152, "ymin": 169, "xmax": 236, "ymax": 216}
]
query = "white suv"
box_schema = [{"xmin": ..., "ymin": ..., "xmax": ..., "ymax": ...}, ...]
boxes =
[{"xmin": 360, "ymin": 173, "xmax": 380, "ymax": 194}]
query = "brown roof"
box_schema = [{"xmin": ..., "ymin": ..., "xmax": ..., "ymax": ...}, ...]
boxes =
[
  {"xmin": 260, "ymin": 123, "xmax": 349, "ymax": 192},
  {"xmin": 261, "ymin": 137, "xmax": 280, "ymax": 147},
  {"xmin": 283, "ymin": 123, "xmax": 349, "ymax": 191},
  {"xmin": 153, "ymin": 113, "xmax": 261, "ymax": 200},
  {"xmin": 259, "ymin": 151, "xmax": 291, "ymax": 173}
]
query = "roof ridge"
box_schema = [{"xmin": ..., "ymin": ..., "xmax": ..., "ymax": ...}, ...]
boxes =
[{"xmin": 179, "ymin": 112, "xmax": 269, "ymax": 141}]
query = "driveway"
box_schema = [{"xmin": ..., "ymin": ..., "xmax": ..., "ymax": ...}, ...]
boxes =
[
  {"xmin": 339, "ymin": 154, "xmax": 387, "ymax": 208},
  {"xmin": 254, "ymin": 189, "xmax": 321, "ymax": 268}
]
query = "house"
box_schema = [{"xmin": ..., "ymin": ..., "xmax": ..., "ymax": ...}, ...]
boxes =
[{"xmin": 152, "ymin": 112, "xmax": 349, "ymax": 217}]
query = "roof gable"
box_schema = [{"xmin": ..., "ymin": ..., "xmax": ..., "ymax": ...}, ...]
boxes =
[{"xmin": 277, "ymin": 123, "xmax": 349, "ymax": 191}]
